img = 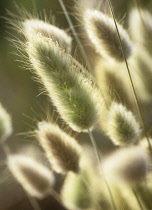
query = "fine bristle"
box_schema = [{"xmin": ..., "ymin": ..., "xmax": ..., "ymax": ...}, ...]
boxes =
[
  {"xmin": 7, "ymin": 154, "xmax": 55, "ymax": 199},
  {"xmin": 0, "ymin": 103, "xmax": 12, "ymax": 142},
  {"xmin": 36, "ymin": 121, "xmax": 81, "ymax": 174},
  {"xmin": 26, "ymin": 34, "xmax": 102, "ymax": 132},
  {"xmin": 22, "ymin": 19, "xmax": 72, "ymax": 53},
  {"xmin": 106, "ymin": 102, "xmax": 141, "ymax": 146},
  {"xmin": 103, "ymin": 147, "xmax": 148, "ymax": 184},
  {"xmin": 83, "ymin": 9, "xmax": 133, "ymax": 61}
]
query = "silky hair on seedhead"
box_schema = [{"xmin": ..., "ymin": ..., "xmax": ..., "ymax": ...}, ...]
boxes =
[
  {"xmin": 103, "ymin": 146, "xmax": 148, "ymax": 184},
  {"xmin": 7, "ymin": 154, "xmax": 55, "ymax": 199},
  {"xmin": 106, "ymin": 102, "xmax": 141, "ymax": 146},
  {"xmin": 22, "ymin": 19, "xmax": 72, "ymax": 53},
  {"xmin": 0, "ymin": 103, "xmax": 12, "ymax": 142},
  {"xmin": 26, "ymin": 34, "xmax": 102, "ymax": 132},
  {"xmin": 83, "ymin": 9, "xmax": 133, "ymax": 62},
  {"xmin": 36, "ymin": 121, "xmax": 82, "ymax": 174}
]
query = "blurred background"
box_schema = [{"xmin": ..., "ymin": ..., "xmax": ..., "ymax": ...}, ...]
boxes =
[{"xmin": 0, "ymin": 0, "xmax": 152, "ymax": 209}]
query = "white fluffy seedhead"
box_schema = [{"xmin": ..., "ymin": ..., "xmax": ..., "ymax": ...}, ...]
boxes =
[
  {"xmin": 36, "ymin": 121, "xmax": 81, "ymax": 174},
  {"xmin": 140, "ymin": 137, "xmax": 152, "ymax": 156},
  {"xmin": 22, "ymin": 19, "xmax": 72, "ymax": 53},
  {"xmin": 61, "ymin": 171, "xmax": 93, "ymax": 210},
  {"xmin": 0, "ymin": 103, "xmax": 12, "ymax": 142},
  {"xmin": 7, "ymin": 155, "xmax": 54, "ymax": 199},
  {"xmin": 83, "ymin": 9, "xmax": 133, "ymax": 61},
  {"xmin": 103, "ymin": 147, "xmax": 148, "ymax": 184},
  {"xmin": 107, "ymin": 102, "xmax": 141, "ymax": 146},
  {"xmin": 129, "ymin": 9, "xmax": 152, "ymax": 50},
  {"xmin": 26, "ymin": 34, "xmax": 102, "ymax": 132}
]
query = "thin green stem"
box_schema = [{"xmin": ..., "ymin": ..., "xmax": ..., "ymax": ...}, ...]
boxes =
[
  {"xmin": 106, "ymin": 0, "xmax": 152, "ymax": 155},
  {"xmin": 88, "ymin": 130, "xmax": 117, "ymax": 210},
  {"xmin": 57, "ymin": 0, "xmax": 93, "ymax": 74},
  {"xmin": 88, "ymin": 130, "xmax": 101, "ymax": 165},
  {"xmin": 132, "ymin": 187, "xmax": 145, "ymax": 210}
]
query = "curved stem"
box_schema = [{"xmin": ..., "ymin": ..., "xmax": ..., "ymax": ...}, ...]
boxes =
[
  {"xmin": 88, "ymin": 130, "xmax": 117, "ymax": 210},
  {"xmin": 106, "ymin": 0, "xmax": 152, "ymax": 155}
]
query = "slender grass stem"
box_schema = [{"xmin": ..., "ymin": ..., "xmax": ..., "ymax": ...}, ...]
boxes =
[
  {"xmin": 88, "ymin": 130, "xmax": 117, "ymax": 210},
  {"xmin": 106, "ymin": 0, "xmax": 152, "ymax": 155},
  {"xmin": 132, "ymin": 187, "xmax": 145, "ymax": 210},
  {"xmin": 57, "ymin": 0, "xmax": 93, "ymax": 74},
  {"xmin": 26, "ymin": 193, "xmax": 42, "ymax": 210}
]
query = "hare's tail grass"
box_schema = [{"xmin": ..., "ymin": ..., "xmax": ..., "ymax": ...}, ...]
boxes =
[{"xmin": 106, "ymin": 0, "xmax": 152, "ymax": 155}]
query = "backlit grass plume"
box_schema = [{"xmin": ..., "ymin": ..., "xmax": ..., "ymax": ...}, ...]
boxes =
[
  {"xmin": 36, "ymin": 121, "xmax": 81, "ymax": 174},
  {"xmin": 7, "ymin": 154, "xmax": 55, "ymax": 199},
  {"xmin": 22, "ymin": 19, "xmax": 72, "ymax": 53},
  {"xmin": 94, "ymin": 60, "xmax": 133, "ymax": 107},
  {"xmin": 129, "ymin": 9, "xmax": 152, "ymax": 53},
  {"xmin": 132, "ymin": 48, "xmax": 152, "ymax": 100},
  {"xmin": 0, "ymin": 103, "xmax": 12, "ymax": 142},
  {"xmin": 61, "ymin": 170, "xmax": 93, "ymax": 210},
  {"xmin": 103, "ymin": 147, "xmax": 148, "ymax": 184},
  {"xmin": 106, "ymin": 102, "xmax": 141, "ymax": 146},
  {"xmin": 26, "ymin": 33, "xmax": 102, "ymax": 132},
  {"xmin": 83, "ymin": 9, "xmax": 133, "ymax": 62}
]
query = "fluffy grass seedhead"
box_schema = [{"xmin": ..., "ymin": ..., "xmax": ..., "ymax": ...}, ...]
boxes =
[
  {"xmin": 61, "ymin": 171, "xmax": 93, "ymax": 210},
  {"xmin": 0, "ymin": 103, "xmax": 12, "ymax": 142},
  {"xmin": 132, "ymin": 48, "xmax": 152, "ymax": 101},
  {"xmin": 7, "ymin": 154, "xmax": 55, "ymax": 199},
  {"xmin": 26, "ymin": 34, "xmax": 102, "ymax": 132},
  {"xmin": 36, "ymin": 121, "xmax": 81, "ymax": 174},
  {"xmin": 140, "ymin": 137, "xmax": 152, "ymax": 159},
  {"xmin": 103, "ymin": 147, "xmax": 148, "ymax": 184},
  {"xmin": 95, "ymin": 60, "xmax": 134, "ymax": 107},
  {"xmin": 106, "ymin": 102, "xmax": 141, "ymax": 146},
  {"xmin": 22, "ymin": 19, "xmax": 72, "ymax": 53},
  {"xmin": 83, "ymin": 9, "xmax": 133, "ymax": 62},
  {"xmin": 129, "ymin": 9, "xmax": 152, "ymax": 52}
]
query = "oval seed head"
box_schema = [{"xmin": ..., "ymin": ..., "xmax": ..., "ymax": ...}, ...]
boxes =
[
  {"xmin": 7, "ymin": 154, "xmax": 54, "ymax": 199},
  {"xmin": 129, "ymin": 9, "xmax": 152, "ymax": 52},
  {"xmin": 26, "ymin": 34, "xmax": 102, "ymax": 132},
  {"xmin": 61, "ymin": 171, "xmax": 93, "ymax": 210},
  {"xmin": 22, "ymin": 19, "xmax": 72, "ymax": 53},
  {"xmin": 83, "ymin": 9, "xmax": 133, "ymax": 61},
  {"xmin": 0, "ymin": 103, "xmax": 12, "ymax": 142},
  {"xmin": 103, "ymin": 147, "xmax": 148, "ymax": 184},
  {"xmin": 140, "ymin": 137, "xmax": 152, "ymax": 158},
  {"xmin": 106, "ymin": 102, "xmax": 141, "ymax": 146},
  {"xmin": 36, "ymin": 121, "xmax": 81, "ymax": 174}
]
